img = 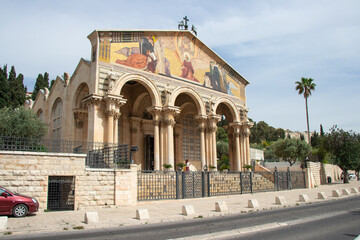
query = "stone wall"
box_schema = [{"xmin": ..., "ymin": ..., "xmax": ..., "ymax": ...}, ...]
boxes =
[{"xmin": 0, "ymin": 151, "xmax": 137, "ymax": 210}]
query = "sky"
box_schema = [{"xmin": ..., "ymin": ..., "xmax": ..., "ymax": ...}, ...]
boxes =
[{"xmin": 1, "ymin": 0, "xmax": 359, "ymax": 133}]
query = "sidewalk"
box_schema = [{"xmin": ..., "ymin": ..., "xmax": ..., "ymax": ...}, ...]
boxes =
[{"xmin": 2, "ymin": 181, "xmax": 360, "ymax": 237}]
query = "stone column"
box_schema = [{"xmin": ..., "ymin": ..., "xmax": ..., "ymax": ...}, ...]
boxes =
[
  {"xmin": 195, "ymin": 115, "xmax": 207, "ymax": 170},
  {"xmin": 82, "ymin": 94, "xmax": 102, "ymax": 142},
  {"xmin": 208, "ymin": 115, "xmax": 221, "ymax": 169},
  {"xmin": 164, "ymin": 119, "xmax": 175, "ymax": 168},
  {"xmin": 163, "ymin": 106, "xmax": 180, "ymax": 170},
  {"xmin": 104, "ymin": 94, "xmax": 127, "ymax": 144},
  {"xmin": 113, "ymin": 112, "xmax": 121, "ymax": 144},
  {"xmin": 229, "ymin": 122, "xmax": 242, "ymax": 171},
  {"xmin": 106, "ymin": 110, "xmax": 115, "ymax": 143},
  {"xmin": 147, "ymin": 106, "xmax": 162, "ymax": 171},
  {"xmin": 243, "ymin": 125, "xmax": 252, "ymax": 166}
]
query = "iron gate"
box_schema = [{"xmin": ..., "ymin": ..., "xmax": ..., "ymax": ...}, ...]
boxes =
[
  {"xmin": 137, "ymin": 170, "xmax": 306, "ymax": 201},
  {"xmin": 47, "ymin": 176, "xmax": 75, "ymax": 211}
]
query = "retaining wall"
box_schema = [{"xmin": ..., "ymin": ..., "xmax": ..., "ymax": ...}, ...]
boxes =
[{"xmin": 0, "ymin": 151, "xmax": 137, "ymax": 210}]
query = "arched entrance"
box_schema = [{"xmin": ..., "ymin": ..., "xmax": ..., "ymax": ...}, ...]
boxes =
[
  {"xmin": 172, "ymin": 91, "xmax": 205, "ymax": 171},
  {"xmin": 214, "ymin": 98, "xmax": 242, "ymax": 171},
  {"xmin": 115, "ymin": 74, "xmax": 161, "ymax": 170}
]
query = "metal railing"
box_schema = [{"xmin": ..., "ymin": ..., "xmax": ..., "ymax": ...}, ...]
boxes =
[
  {"xmin": 0, "ymin": 136, "xmax": 131, "ymax": 169},
  {"xmin": 86, "ymin": 145, "xmax": 130, "ymax": 169},
  {"xmin": 137, "ymin": 170, "xmax": 306, "ymax": 201}
]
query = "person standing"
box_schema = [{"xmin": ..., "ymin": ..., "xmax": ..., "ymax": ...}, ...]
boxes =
[{"xmin": 185, "ymin": 160, "xmax": 190, "ymax": 171}]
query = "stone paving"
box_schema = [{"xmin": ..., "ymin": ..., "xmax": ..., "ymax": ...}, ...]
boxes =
[{"xmin": 1, "ymin": 181, "xmax": 359, "ymax": 237}]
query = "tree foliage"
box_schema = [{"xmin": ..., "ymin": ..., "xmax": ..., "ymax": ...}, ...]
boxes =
[
  {"xmin": 0, "ymin": 65, "xmax": 27, "ymax": 109},
  {"xmin": 271, "ymin": 138, "xmax": 311, "ymax": 166},
  {"xmin": 324, "ymin": 126, "xmax": 360, "ymax": 183},
  {"xmin": 250, "ymin": 121, "xmax": 285, "ymax": 144},
  {"xmin": 0, "ymin": 107, "xmax": 47, "ymax": 138}
]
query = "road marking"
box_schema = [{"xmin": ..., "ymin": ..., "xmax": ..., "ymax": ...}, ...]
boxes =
[{"xmin": 172, "ymin": 209, "xmax": 358, "ymax": 240}]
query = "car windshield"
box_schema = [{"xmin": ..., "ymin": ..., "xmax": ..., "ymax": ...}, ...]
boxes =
[{"xmin": 0, "ymin": 186, "xmax": 14, "ymax": 194}]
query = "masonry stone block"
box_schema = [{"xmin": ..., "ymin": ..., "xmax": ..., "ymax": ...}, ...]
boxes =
[
  {"xmin": 136, "ymin": 209, "xmax": 150, "ymax": 220},
  {"xmin": 318, "ymin": 192, "xmax": 327, "ymax": 199},
  {"xmin": 342, "ymin": 189, "xmax": 350, "ymax": 195},
  {"xmin": 299, "ymin": 194, "xmax": 310, "ymax": 202},
  {"xmin": 350, "ymin": 187, "xmax": 358, "ymax": 193},
  {"xmin": 85, "ymin": 212, "xmax": 99, "ymax": 224},
  {"xmin": 182, "ymin": 205, "xmax": 195, "ymax": 216},
  {"xmin": 275, "ymin": 196, "xmax": 287, "ymax": 205},
  {"xmin": 215, "ymin": 201, "xmax": 228, "ymax": 212},
  {"xmin": 248, "ymin": 199, "xmax": 259, "ymax": 208},
  {"xmin": 0, "ymin": 216, "xmax": 8, "ymax": 230},
  {"xmin": 332, "ymin": 190, "xmax": 341, "ymax": 197}
]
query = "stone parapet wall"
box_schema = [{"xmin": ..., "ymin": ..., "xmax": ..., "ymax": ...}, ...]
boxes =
[{"xmin": 0, "ymin": 151, "xmax": 137, "ymax": 210}]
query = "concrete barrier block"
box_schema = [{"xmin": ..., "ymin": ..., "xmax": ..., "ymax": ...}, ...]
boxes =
[
  {"xmin": 318, "ymin": 192, "xmax": 327, "ymax": 200},
  {"xmin": 299, "ymin": 194, "xmax": 310, "ymax": 202},
  {"xmin": 215, "ymin": 201, "xmax": 228, "ymax": 212},
  {"xmin": 85, "ymin": 212, "xmax": 99, "ymax": 224},
  {"xmin": 182, "ymin": 205, "xmax": 195, "ymax": 216},
  {"xmin": 136, "ymin": 209, "xmax": 149, "ymax": 220},
  {"xmin": 350, "ymin": 187, "xmax": 358, "ymax": 193},
  {"xmin": 248, "ymin": 199, "xmax": 259, "ymax": 208},
  {"xmin": 275, "ymin": 196, "xmax": 287, "ymax": 205},
  {"xmin": 332, "ymin": 190, "xmax": 341, "ymax": 197},
  {"xmin": 342, "ymin": 189, "xmax": 350, "ymax": 196},
  {"xmin": 0, "ymin": 216, "xmax": 8, "ymax": 230}
]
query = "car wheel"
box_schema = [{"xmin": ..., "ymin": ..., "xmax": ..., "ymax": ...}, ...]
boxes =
[{"xmin": 13, "ymin": 204, "xmax": 28, "ymax": 217}]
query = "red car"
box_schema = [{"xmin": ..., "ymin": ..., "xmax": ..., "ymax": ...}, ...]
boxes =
[{"xmin": 0, "ymin": 186, "xmax": 39, "ymax": 217}]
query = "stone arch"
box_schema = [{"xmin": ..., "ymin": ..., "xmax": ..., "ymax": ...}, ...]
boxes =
[
  {"xmin": 72, "ymin": 82, "xmax": 89, "ymax": 142},
  {"xmin": 51, "ymin": 97, "xmax": 63, "ymax": 140},
  {"xmin": 36, "ymin": 109, "xmax": 43, "ymax": 121},
  {"xmin": 114, "ymin": 73, "xmax": 161, "ymax": 107},
  {"xmin": 168, "ymin": 87, "xmax": 206, "ymax": 116},
  {"xmin": 132, "ymin": 92, "xmax": 150, "ymax": 116},
  {"xmin": 213, "ymin": 97, "xmax": 240, "ymax": 122},
  {"xmin": 73, "ymin": 82, "xmax": 90, "ymax": 109}
]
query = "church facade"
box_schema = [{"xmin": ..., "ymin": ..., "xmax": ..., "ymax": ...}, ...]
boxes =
[{"xmin": 27, "ymin": 30, "xmax": 252, "ymax": 171}]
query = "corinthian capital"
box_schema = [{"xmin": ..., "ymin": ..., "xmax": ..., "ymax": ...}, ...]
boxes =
[{"xmin": 164, "ymin": 119, "xmax": 176, "ymax": 127}]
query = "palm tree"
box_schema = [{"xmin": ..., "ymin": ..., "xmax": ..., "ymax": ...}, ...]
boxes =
[{"xmin": 295, "ymin": 77, "xmax": 316, "ymax": 145}]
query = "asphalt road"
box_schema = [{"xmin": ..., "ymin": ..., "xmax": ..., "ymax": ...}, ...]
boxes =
[{"xmin": 2, "ymin": 195, "xmax": 360, "ymax": 240}]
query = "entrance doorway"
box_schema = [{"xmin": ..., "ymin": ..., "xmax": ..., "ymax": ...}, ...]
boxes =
[{"xmin": 145, "ymin": 135, "xmax": 154, "ymax": 170}]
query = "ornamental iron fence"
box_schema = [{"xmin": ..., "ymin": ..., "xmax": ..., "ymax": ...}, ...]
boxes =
[
  {"xmin": 0, "ymin": 136, "xmax": 131, "ymax": 169},
  {"xmin": 137, "ymin": 169, "xmax": 306, "ymax": 201}
]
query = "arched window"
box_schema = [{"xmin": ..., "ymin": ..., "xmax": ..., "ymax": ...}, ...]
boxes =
[
  {"xmin": 52, "ymin": 99, "xmax": 62, "ymax": 140},
  {"xmin": 37, "ymin": 109, "xmax": 43, "ymax": 121},
  {"xmin": 182, "ymin": 114, "xmax": 200, "ymax": 161}
]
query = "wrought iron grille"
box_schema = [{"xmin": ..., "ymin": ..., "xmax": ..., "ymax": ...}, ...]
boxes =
[
  {"xmin": 137, "ymin": 170, "xmax": 306, "ymax": 201},
  {"xmin": 137, "ymin": 171, "xmax": 178, "ymax": 201},
  {"xmin": 86, "ymin": 144, "xmax": 130, "ymax": 169},
  {"xmin": 182, "ymin": 171, "xmax": 203, "ymax": 198},
  {"xmin": 47, "ymin": 176, "xmax": 75, "ymax": 211},
  {"xmin": 290, "ymin": 171, "xmax": 306, "ymax": 189},
  {"xmin": 252, "ymin": 172, "xmax": 276, "ymax": 192},
  {"xmin": 275, "ymin": 171, "xmax": 290, "ymax": 191},
  {"xmin": 0, "ymin": 136, "xmax": 117, "ymax": 154},
  {"xmin": 209, "ymin": 172, "xmax": 242, "ymax": 196}
]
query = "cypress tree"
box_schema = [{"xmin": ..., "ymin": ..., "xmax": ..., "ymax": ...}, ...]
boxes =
[
  {"xmin": 32, "ymin": 73, "xmax": 44, "ymax": 100},
  {"xmin": 320, "ymin": 124, "xmax": 324, "ymax": 136},
  {"xmin": 8, "ymin": 66, "xmax": 17, "ymax": 108},
  {"xmin": 0, "ymin": 65, "xmax": 10, "ymax": 108},
  {"xmin": 31, "ymin": 72, "xmax": 50, "ymax": 100},
  {"xmin": 14, "ymin": 73, "xmax": 27, "ymax": 107}
]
